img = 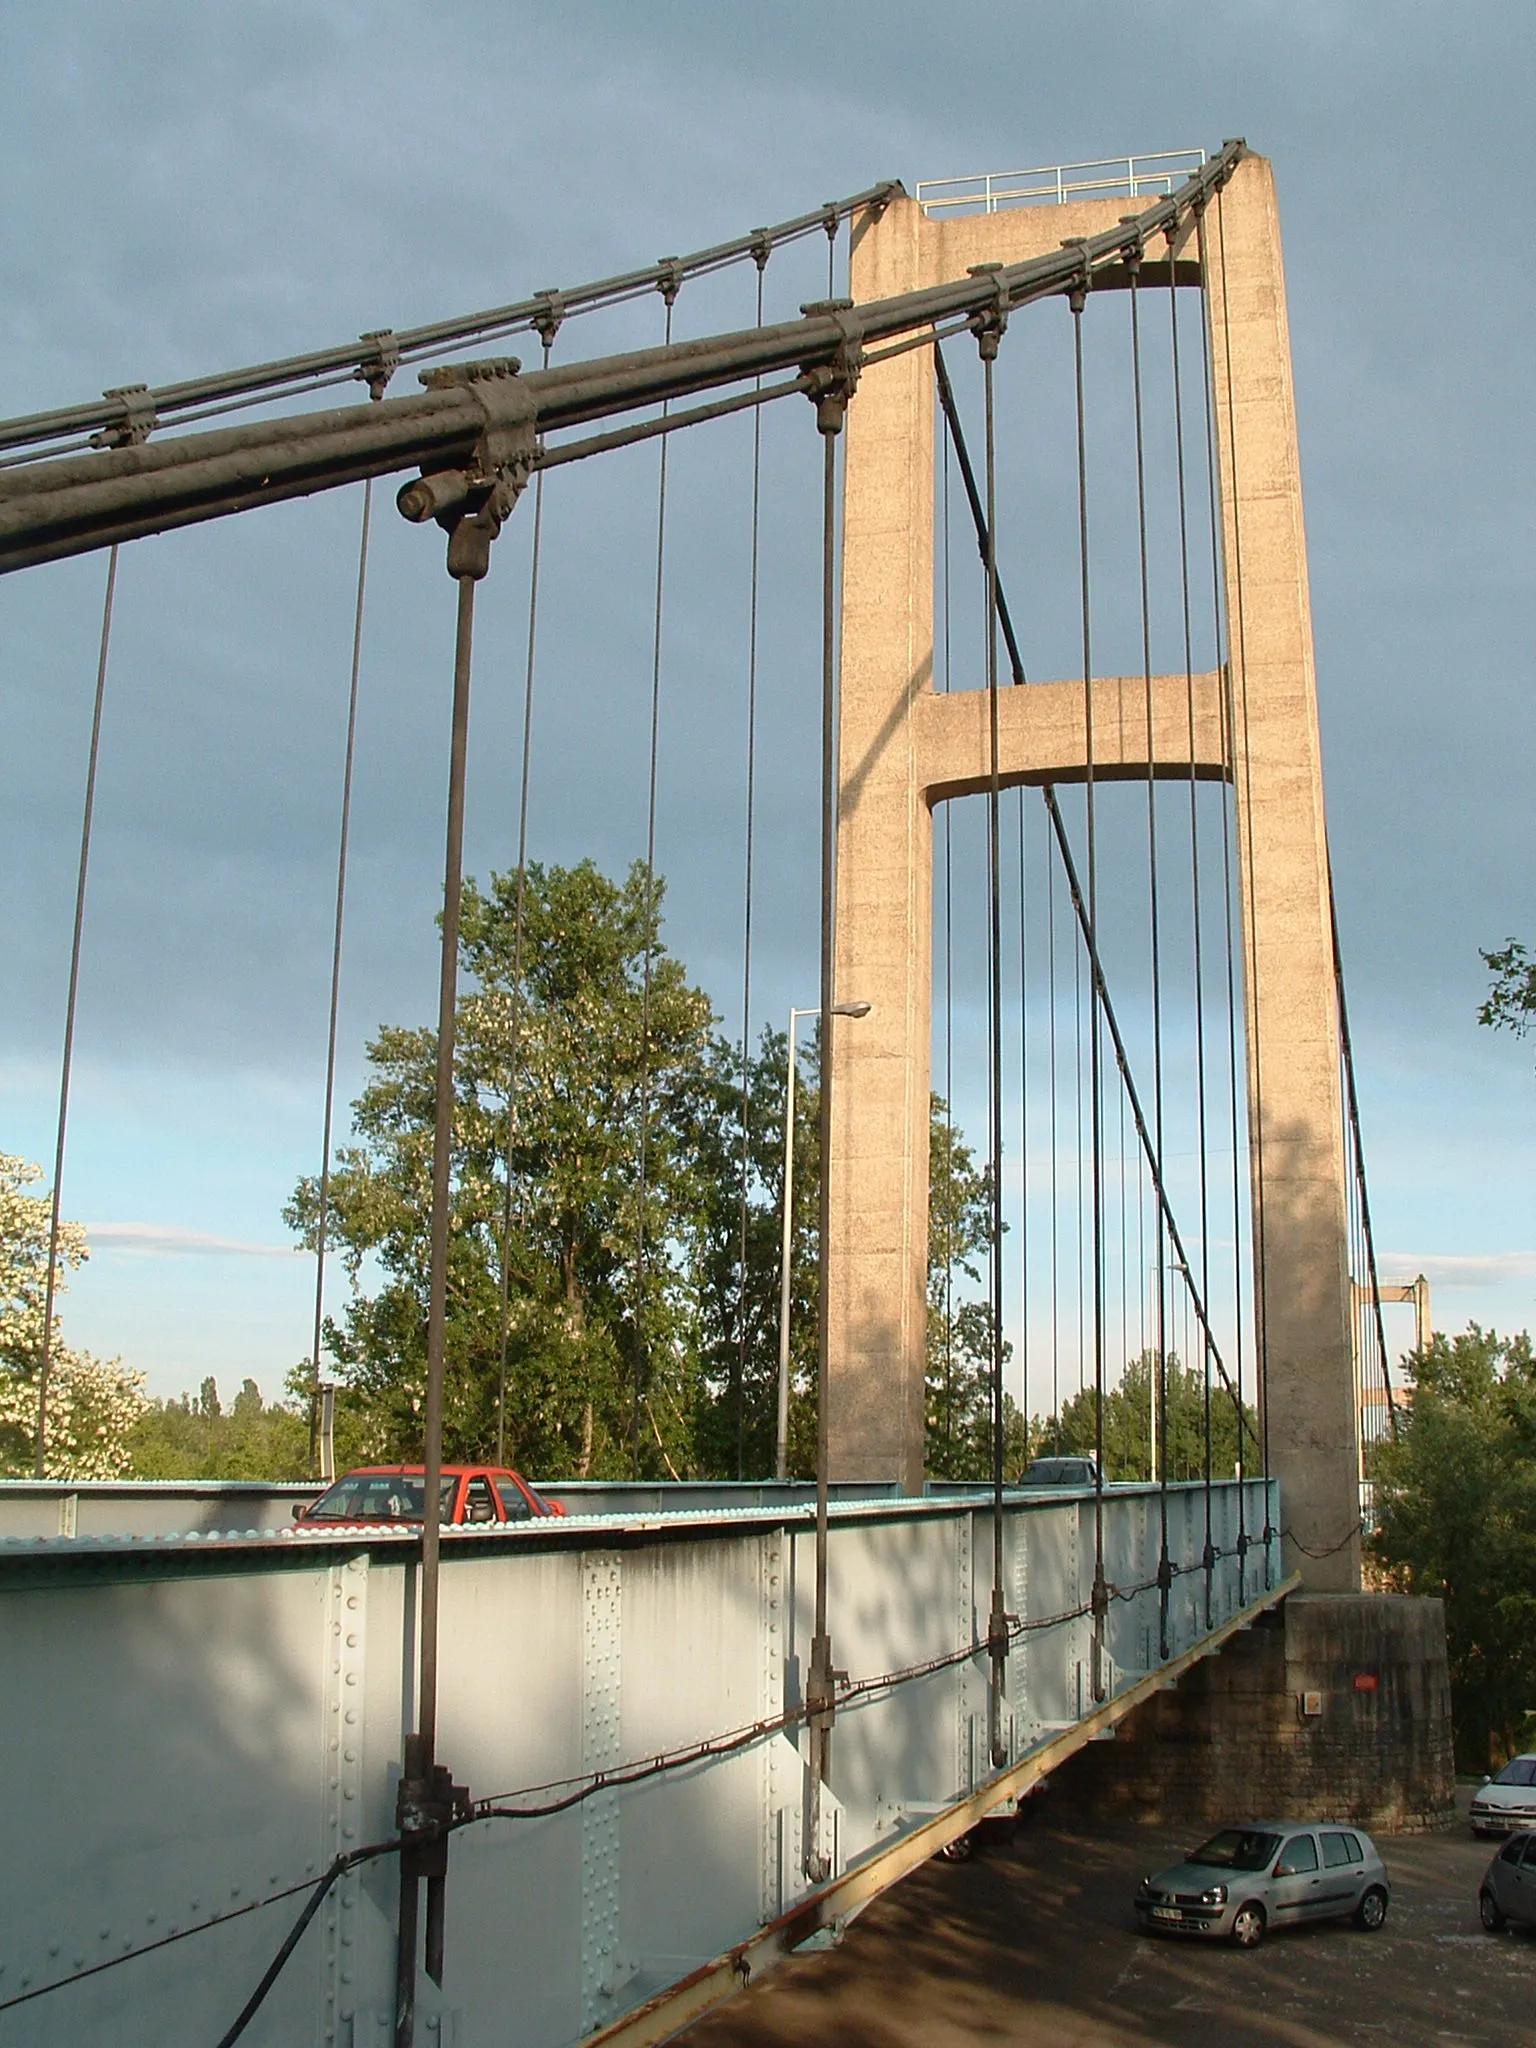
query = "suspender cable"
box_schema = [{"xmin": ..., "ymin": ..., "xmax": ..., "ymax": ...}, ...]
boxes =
[
  {"xmin": 1067, "ymin": 272, "xmax": 1109, "ymax": 1703},
  {"xmin": 805, "ymin": 358, "xmax": 852, "ymax": 1882},
  {"xmin": 308, "ymin": 483, "xmax": 373, "ymax": 1479},
  {"xmin": 1075, "ymin": 885, "xmax": 1086, "ymax": 1404},
  {"xmin": 941, "ymin": 424, "xmax": 957, "ymax": 1469},
  {"xmin": 34, "ymin": 544, "xmax": 117, "ymax": 1475},
  {"xmin": 734, "ymin": 253, "xmax": 768, "ymax": 1478},
  {"xmin": 494, "ymin": 313, "xmax": 559, "ymax": 1468},
  {"xmin": 1205, "ymin": 190, "xmax": 1274, "ymax": 1566},
  {"xmin": 975, "ymin": 291, "xmax": 1011, "ymax": 1768},
  {"xmin": 1167, "ymin": 224, "xmax": 1249, "ymax": 1608},
  {"xmin": 1126, "ymin": 238, "xmax": 1174, "ymax": 1650},
  {"xmin": 1017, "ymin": 787, "xmax": 1030, "ymax": 1448},
  {"xmin": 632, "ymin": 279, "xmax": 680, "ymax": 1479},
  {"xmin": 1048, "ymin": 849, "xmax": 1061, "ymax": 1448}
]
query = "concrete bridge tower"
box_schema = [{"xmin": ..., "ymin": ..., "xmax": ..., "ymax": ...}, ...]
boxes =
[{"xmin": 825, "ymin": 153, "xmax": 1362, "ymax": 1592}]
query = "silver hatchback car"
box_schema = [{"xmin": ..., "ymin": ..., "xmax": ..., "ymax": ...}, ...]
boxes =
[{"xmin": 1135, "ymin": 1822, "xmax": 1391, "ymax": 1948}]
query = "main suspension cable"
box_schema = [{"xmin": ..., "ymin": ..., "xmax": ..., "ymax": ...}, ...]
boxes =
[{"xmin": 34, "ymin": 543, "xmax": 117, "ymax": 1474}]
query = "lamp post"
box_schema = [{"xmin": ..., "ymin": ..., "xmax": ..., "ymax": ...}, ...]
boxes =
[{"xmin": 776, "ymin": 998, "xmax": 870, "ymax": 1480}]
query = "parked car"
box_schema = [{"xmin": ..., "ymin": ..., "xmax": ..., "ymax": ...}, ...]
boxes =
[
  {"xmin": 293, "ymin": 1465, "xmax": 565, "ymax": 1527},
  {"xmin": 1479, "ymin": 1830, "xmax": 1536, "ymax": 1930},
  {"xmin": 1134, "ymin": 1822, "xmax": 1390, "ymax": 1948},
  {"xmin": 1019, "ymin": 1455, "xmax": 1100, "ymax": 1489},
  {"xmin": 1470, "ymin": 1756, "xmax": 1536, "ymax": 1837}
]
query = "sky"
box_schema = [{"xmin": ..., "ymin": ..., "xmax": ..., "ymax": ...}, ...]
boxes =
[{"xmin": 2, "ymin": 0, "xmax": 1533, "ymax": 1417}]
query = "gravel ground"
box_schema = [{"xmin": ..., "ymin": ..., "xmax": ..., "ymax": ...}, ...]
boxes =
[{"xmin": 679, "ymin": 1789, "xmax": 1535, "ymax": 2048}]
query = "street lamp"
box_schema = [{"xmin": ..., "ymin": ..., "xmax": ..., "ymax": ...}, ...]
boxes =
[{"xmin": 776, "ymin": 998, "xmax": 871, "ymax": 1480}]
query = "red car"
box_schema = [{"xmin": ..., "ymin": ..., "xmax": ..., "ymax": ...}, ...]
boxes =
[{"xmin": 294, "ymin": 1464, "xmax": 565, "ymax": 1527}]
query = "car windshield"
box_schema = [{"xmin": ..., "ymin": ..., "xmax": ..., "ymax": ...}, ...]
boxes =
[
  {"xmin": 1189, "ymin": 1829, "xmax": 1282, "ymax": 1872},
  {"xmin": 1025, "ymin": 1460, "xmax": 1089, "ymax": 1484},
  {"xmin": 1493, "ymin": 1757, "xmax": 1536, "ymax": 1787},
  {"xmin": 305, "ymin": 1474, "xmax": 458, "ymax": 1523}
]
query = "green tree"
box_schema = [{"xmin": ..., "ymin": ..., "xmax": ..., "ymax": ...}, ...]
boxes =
[
  {"xmin": 925, "ymin": 1101, "xmax": 1027, "ymax": 1479},
  {"xmin": 1480, "ymin": 939, "xmax": 1536, "ymax": 1051},
  {"xmin": 1368, "ymin": 1325, "xmax": 1536, "ymax": 1772},
  {"xmin": 1050, "ymin": 1350, "xmax": 1255, "ymax": 1483},
  {"xmin": 0, "ymin": 1152, "xmax": 145, "ymax": 1477},
  {"xmin": 289, "ymin": 860, "xmax": 729, "ymax": 1477},
  {"xmin": 129, "ymin": 1374, "xmax": 318, "ymax": 1480}
]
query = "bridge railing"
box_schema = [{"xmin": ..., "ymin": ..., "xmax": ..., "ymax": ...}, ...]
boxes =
[
  {"xmin": 0, "ymin": 1478, "xmax": 1276, "ymax": 2048},
  {"xmin": 916, "ymin": 148, "xmax": 1207, "ymax": 216}
]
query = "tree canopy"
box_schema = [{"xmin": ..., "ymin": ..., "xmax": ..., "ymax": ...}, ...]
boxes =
[
  {"xmin": 1048, "ymin": 1350, "xmax": 1255, "ymax": 1483},
  {"xmin": 1369, "ymin": 1325, "xmax": 1536, "ymax": 1771},
  {"xmin": 0, "ymin": 1151, "xmax": 145, "ymax": 1477}
]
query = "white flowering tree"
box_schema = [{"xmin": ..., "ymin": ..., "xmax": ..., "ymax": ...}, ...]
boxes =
[{"xmin": 0, "ymin": 1153, "xmax": 145, "ymax": 1478}]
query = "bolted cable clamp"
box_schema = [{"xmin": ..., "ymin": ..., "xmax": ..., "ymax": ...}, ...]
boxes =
[
  {"xmin": 967, "ymin": 262, "xmax": 1009, "ymax": 361},
  {"xmin": 401, "ymin": 358, "xmax": 539, "ymax": 576},
  {"xmin": 1060, "ymin": 236, "xmax": 1092, "ymax": 317},
  {"xmin": 90, "ymin": 384, "xmax": 158, "ymax": 450},
  {"xmin": 800, "ymin": 302, "xmax": 862, "ymax": 435},
  {"xmin": 356, "ymin": 329, "xmax": 399, "ymax": 402}
]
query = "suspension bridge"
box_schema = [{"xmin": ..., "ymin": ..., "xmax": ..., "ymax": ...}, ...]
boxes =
[{"xmin": 0, "ymin": 141, "xmax": 1429, "ymax": 2048}]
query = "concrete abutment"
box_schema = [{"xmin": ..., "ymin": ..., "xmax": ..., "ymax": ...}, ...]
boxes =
[{"xmin": 1047, "ymin": 1593, "xmax": 1454, "ymax": 1833}]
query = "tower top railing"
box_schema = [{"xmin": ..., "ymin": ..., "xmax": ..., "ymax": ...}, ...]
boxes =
[{"xmin": 916, "ymin": 149, "xmax": 1207, "ymax": 217}]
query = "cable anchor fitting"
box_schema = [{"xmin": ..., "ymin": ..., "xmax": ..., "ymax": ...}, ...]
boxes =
[
  {"xmin": 401, "ymin": 357, "xmax": 540, "ymax": 577},
  {"xmin": 1060, "ymin": 236, "xmax": 1091, "ymax": 316},
  {"xmin": 395, "ymin": 1734, "xmax": 472, "ymax": 1988},
  {"xmin": 967, "ymin": 262, "xmax": 1009, "ymax": 361},
  {"xmin": 800, "ymin": 299, "xmax": 861, "ymax": 434},
  {"xmin": 656, "ymin": 259, "xmax": 683, "ymax": 310}
]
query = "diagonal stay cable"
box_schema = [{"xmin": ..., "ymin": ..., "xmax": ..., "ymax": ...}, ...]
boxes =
[
  {"xmin": 932, "ymin": 346, "xmax": 1242, "ymax": 1419},
  {"xmin": 35, "ymin": 542, "xmax": 117, "ymax": 1473}
]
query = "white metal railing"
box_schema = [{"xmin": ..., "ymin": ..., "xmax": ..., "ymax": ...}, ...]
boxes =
[{"xmin": 916, "ymin": 149, "xmax": 1207, "ymax": 217}]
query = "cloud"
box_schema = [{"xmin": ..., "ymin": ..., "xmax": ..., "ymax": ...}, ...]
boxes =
[
  {"xmin": 85, "ymin": 1221, "xmax": 298, "ymax": 1260},
  {"xmin": 1379, "ymin": 1251, "xmax": 1536, "ymax": 1291}
]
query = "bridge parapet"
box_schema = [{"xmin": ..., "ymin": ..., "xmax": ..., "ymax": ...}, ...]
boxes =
[{"xmin": 0, "ymin": 1480, "xmax": 1274, "ymax": 2047}]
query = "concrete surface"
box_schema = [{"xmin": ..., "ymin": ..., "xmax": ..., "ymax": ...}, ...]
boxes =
[{"xmin": 679, "ymin": 1787, "xmax": 1531, "ymax": 2048}]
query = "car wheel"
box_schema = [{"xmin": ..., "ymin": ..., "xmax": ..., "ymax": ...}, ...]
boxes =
[
  {"xmin": 1479, "ymin": 1889, "xmax": 1506, "ymax": 1933},
  {"xmin": 938, "ymin": 1831, "xmax": 974, "ymax": 1863},
  {"xmin": 1354, "ymin": 1886, "xmax": 1388, "ymax": 1932},
  {"xmin": 1230, "ymin": 1902, "xmax": 1266, "ymax": 1948}
]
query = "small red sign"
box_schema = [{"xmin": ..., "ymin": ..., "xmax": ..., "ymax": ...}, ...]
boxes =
[{"xmin": 1353, "ymin": 1673, "xmax": 1378, "ymax": 1692}]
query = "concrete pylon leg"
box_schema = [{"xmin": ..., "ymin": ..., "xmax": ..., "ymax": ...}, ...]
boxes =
[
  {"xmin": 1206, "ymin": 159, "xmax": 1360, "ymax": 1590},
  {"xmin": 826, "ymin": 205, "xmax": 934, "ymax": 1494}
]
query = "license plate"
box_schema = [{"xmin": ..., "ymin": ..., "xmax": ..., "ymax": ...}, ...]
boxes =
[{"xmin": 1151, "ymin": 1906, "xmax": 1182, "ymax": 1923}]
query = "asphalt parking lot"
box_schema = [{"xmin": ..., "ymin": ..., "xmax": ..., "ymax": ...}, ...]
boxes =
[{"xmin": 680, "ymin": 1792, "xmax": 1535, "ymax": 2048}]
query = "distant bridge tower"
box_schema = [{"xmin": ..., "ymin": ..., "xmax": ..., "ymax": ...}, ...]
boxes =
[{"xmin": 826, "ymin": 152, "xmax": 1362, "ymax": 1591}]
